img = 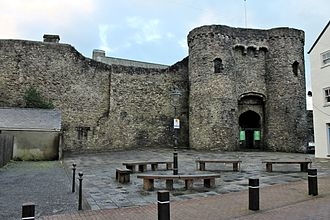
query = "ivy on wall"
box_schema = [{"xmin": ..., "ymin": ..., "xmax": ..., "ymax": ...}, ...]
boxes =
[{"xmin": 23, "ymin": 86, "xmax": 54, "ymax": 109}]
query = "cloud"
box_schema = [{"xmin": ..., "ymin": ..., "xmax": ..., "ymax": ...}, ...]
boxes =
[
  {"xmin": 0, "ymin": 0, "xmax": 95, "ymax": 39},
  {"xmin": 0, "ymin": 19, "xmax": 21, "ymax": 39},
  {"xmin": 178, "ymin": 38, "xmax": 188, "ymax": 51},
  {"xmin": 287, "ymin": 0, "xmax": 330, "ymax": 18},
  {"xmin": 126, "ymin": 16, "xmax": 162, "ymax": 44},
  {"xmin": 189, "ymin": 8, "xmax": 237, "ymax": 31},
  {"xmin": 166, "ymin": 32, "xmax": 175, "ymax": 39},
  {"xmin": 196, "ymin": 9, "xmax": 222, "ymax": 26},
  {"xmin": 98, "ymin": 24, "xmax": 113, "ymax": 54}
]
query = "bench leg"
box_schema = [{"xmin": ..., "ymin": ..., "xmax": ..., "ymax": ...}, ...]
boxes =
[
  {"xmin": 166, "ymin": 163, "xmax": 173, "ymax": 170},
  {"xmin": 233, "ymin": 163, "xmax": 239, "ymax": 172},
  {"xmin": 124, "ymin": 173, "xmax": 130, "ymax": 183},
  {"xmin": 143, "ymin": 179, "xmax": 154, "ymax": 191},
  {"xmin": 139, "ymin": 164, "xmax": 147, "ymax": 172},
  {"xmin": 300, "ymin": 163, "xmax": 308, "ymax": 172},
  {"xmin": 199, "ymin": 162, "xmax": 206, "ymax": 171},
  {"xmin": 204, "ymin": 178, "xmax": 215, "ymax": 188},
  {"xmin": 151, "ymin": 164, "xmax": 158, "ymax": 171},
  {"xmin": 166, "ymin": 180, "xmax": 174, "ymax": 190},
  {"xmin": 185, "ymin": 179, "xmax": 194, "ymax": 190},
  {"xmin": 118, "ymin": 173, "xmax": 124, "ymax": 183},
  {"xmin": 116, "ymin": 170, "xmax": 119, "ymax": 180},
  {"xmin": 266, "ymin": 163, "xmax": 272, "ymax": 172},
  {"xmin": 126, "ymin": 165, "xmax": 135, "ymax": 173}
]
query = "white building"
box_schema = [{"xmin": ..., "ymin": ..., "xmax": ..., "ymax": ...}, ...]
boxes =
[{"xmin": 308, "ymin": 20, "xmax": 330, "ymax": 158}]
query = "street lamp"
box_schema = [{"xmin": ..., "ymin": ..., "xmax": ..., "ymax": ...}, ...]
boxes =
[{"xmin": 170, "ymin": 86, "xmax": 182, "ymax": 175}]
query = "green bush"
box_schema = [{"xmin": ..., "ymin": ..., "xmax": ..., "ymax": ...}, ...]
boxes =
[{"xmin": 23, "ymin": 86, "xmax": 54, "ymax": 109}]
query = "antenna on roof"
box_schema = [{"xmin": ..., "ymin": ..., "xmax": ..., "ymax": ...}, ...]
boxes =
[{"xmin": 244, "ymin": 0, "xmax": 247, "ymax": 28}]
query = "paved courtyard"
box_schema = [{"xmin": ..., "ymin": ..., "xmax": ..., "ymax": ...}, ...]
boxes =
[
  {"xmin": 2, "ymin": 147, "xmax": 330, "ymax": 219},
  {"xmin": 62, "ymin": 147, "xmax": 327, "ymax": 210}
]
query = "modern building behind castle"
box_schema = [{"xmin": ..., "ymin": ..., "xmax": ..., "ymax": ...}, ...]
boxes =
[
  {"xmin": 309, "ymin": 20, "xmax": 330, "ymax": 158},
  {"xmin": 0, "ymin": 24, "xmax": 309, "ymax": 159}
]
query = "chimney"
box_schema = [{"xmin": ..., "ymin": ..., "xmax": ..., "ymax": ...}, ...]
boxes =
[
  {"xmin": 43, "ymin": 34, "xmax": 60, "ymax": 43},
  {"xmin": 92, "ymin": 49, "xmax": 106, "ymax": 61}
]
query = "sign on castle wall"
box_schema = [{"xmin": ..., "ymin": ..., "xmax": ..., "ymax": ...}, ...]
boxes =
[{"xmin": 174, "ymin": 119, "xmax": 180, "ymax": 129}]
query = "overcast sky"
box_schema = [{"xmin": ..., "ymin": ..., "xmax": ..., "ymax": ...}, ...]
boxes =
[{"xmin": 0, "ymin": 0, "xmax": 329, "ymax": 97}]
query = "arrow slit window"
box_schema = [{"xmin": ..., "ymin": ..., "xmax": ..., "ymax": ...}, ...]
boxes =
[{"xmin": 214, "ymin": 58, "xmax": 224, "ymax": 73}]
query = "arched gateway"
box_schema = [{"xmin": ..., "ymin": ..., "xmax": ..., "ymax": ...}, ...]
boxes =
[
  {"xmin": 239, "ymin": 110, "xmax": 261, "ymax": 149},
  {"xmin": 238, "ymin": 93, "xmax": 265, "ymax": 149}
]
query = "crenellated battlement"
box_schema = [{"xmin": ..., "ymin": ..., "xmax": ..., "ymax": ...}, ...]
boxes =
[{"xmin": 188, "ymin": 25, "xmax": 304, "ymax": 50}]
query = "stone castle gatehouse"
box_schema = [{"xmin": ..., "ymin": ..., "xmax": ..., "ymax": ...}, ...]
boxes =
[{"xmin": 0, "ymin": 24, "xmax": 308, "ymax": 154}]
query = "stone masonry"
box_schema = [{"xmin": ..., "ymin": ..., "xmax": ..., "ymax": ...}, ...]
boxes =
[{"xmin": 0, "ymin": 24, "xmax": 309, "ymax": 153}]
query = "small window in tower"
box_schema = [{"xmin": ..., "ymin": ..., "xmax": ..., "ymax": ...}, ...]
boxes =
[
  {"xmin": 214, "ymin": 58, "xmax": 224, "ymax": 73},
  {"xmin": 292, "ymin": 61, "xmax": 299, "ymax": 76},
  {"xmin": 324, "ymin": 88, "xmax": 330, "ymax": 105}
]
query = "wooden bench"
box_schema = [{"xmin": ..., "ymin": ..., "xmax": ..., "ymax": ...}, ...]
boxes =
[
  {"xmin": 137, "ymin": 174, "xmax": 221, "ymax": 191},
  {"xmin": 116, "ymin": 168, "xmax": 131, "ymax": 183},
  {"xmin": 122, "ymin": 161, "xmax": 173, "ymax": 173},
  {"xmin": 262, "ymin": 160, "xmax": 312, "ymax": 172},
  {"xmin": 196, "ymin": 159, "xmax": 242, "ymax": 172}
]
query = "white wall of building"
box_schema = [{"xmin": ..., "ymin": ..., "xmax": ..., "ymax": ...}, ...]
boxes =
[{"xmin": 310, "ymin": 22, "xmax": 330, "ymax": 158}]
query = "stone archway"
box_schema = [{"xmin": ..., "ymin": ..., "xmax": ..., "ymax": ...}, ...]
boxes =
[
  {"xmin": 239, "ymin": 110, "xmax": 261, "ymax": 149},
  {"xmin": 238, "ymin": 93, "xmax": 265, "ymax": 150}
]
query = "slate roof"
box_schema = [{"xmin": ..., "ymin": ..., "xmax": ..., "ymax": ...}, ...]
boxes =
[{"xmin": 0, "ymin": 108, "xmax": 61, "ymax": 131}]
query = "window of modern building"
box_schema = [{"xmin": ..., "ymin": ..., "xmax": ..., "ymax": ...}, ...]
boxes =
[
  {"xmin": 327, "ymin": 124, "xmax": 330, "ymax": 152},
  {"xmin": 321, "ymin": 51, "xmax": 330, "ymax": 66},
  {"xmin": 324, "ymin": 88, "xmax": 330, "ymax": 105}
]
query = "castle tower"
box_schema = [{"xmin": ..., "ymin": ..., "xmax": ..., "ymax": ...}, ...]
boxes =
[
  {"xmin": 265, "ymin": 28, "xmax": 307, "ymax": 152},
  {"xmin": 187, "ymin": 25, "xmax": 308, "ymax": 152}
]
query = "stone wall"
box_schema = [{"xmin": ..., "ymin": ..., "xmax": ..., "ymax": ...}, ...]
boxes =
[
  {"xmin": 104, "ymin": 58, "xmax": 189, "ymax": 150},
  {"xmin": 307, "ymin": 110, "xmax": 314, "ymax": 143},
  {"xmin": 0, "ymin": 39, "xmax": 189, "ymax": 152},
  {"xmin": 0, "ymin": 40, "xmax": 110, "ymax": 151}
]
